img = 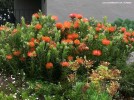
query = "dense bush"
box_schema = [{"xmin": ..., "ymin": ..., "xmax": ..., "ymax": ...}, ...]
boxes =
[{"xmin": 0, "ymin": 12, "xmax": 134, "ymax": 99}]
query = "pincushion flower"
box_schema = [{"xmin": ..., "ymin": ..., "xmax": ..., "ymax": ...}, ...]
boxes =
[
  {"xmin": 92, "ymin": 50, "xmax": 102, "ymax": 56},
  {"xmin": 124, "ymin": 32, "xmax": 131, "ymax": 37},
  {"xmin": 102, "ymin": 39, "xmax": 111, "ymax": 46},
  {"xmin": 51, "ymin": 15, "xmax": 58, "ymax": 21},
  {"xmin": 35, "ymin": 24, "xmax": 42, "ymax": 30},
  {"xmin": 6, "ymin": 54, "xmax": 13, "ymax": 60},
  {"xmin": 56, "ymin": 23, "xmax": 63, "ymax": 29},
  {"xmin": 73, "ymin": 20, "xmax": 80, "ymax": 28},
  {"xmin": 61, "ymin": 61, "xmax": 70, "ymax": 67},
  {"xmin": 12, "ymin": 29, "xmax": 18, "ymax": 34},
  {"xmin": 120, "ymin": 27, "xmax": 126, "ymax": 33},
  {"xmin": 63, "ymin": 21, "xmax": 71, "ymax": 29},
  {"xmin": 27, "ymin": 51, "xmax": 37, "ymax": 57},
  {"xmin": 13, "ymin": 50, "xmax": 21, "ymax": 56},
  {"xmin": 42, "ymin": 36, "xmax": 51, "ymax": 43},
  {"xmin": 28, "ymin": 41, "xmax": 35, "ymax": 48},
  {"xmin": 68, "ymin": 56, "xmax": 73, "ymax": 61},
  {"xmin": 74, "ymin": 39, "xmax": 80, "ymax": 45},
  {"xmin": 107, "ymin": 26, "xmax": 116, "ymax": 32},
  {"xmin": 46, "ymin": 62, "xmax": 53, "ymax": 69},
  {"xmin": 76, "ymin": 14, "xmax": 83, "ymax": 19},
  {"xmin": 76, "ymin": 57, "xmax": 84, "ymax": 64},
  {"xmin": 33, "ymin": 13, "xmax": 39, "ymax": 18},
  {"xmin": 69, "ymin": 13, "xmax": 77, "ymax": 19},
  {"xmin": 95, "ymin": 27, "xmax": 101, "ymax": 32}
]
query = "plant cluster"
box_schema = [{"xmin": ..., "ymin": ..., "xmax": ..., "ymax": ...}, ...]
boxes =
[{"xmin": 0, "ymin": 12, "xmax": 134, "ymax": 99}]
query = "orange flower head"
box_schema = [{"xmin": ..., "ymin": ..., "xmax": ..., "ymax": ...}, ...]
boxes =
[
  {"xmin": 102, "ymin": 39, "xmax": 111, "ymax": 46},
  {"xmin": 96, "ymin": 27, "xmax": 101, "ymax": 32},
  {"xmin": 6, "ymin": 54, "xmax": 13, "ymax": 60},
  {"xmin": 30, "ymin": 38, "xmax": 35, "ymax": 42},
  {"xmin": 61, "ymin": 61, "xmax": 70, "ymax": 67},
  {"xmin": 42, "ymin": 36, "xmax": 51, "ymax": 43},
  {"xmin": 64, "ymin": 39, "xmax": 73, "ymax": 44},
  {"xmin": 132, "ymin": 32, "xmax": 134, "ymax": 36},
  {"xmin": 33, "ymin": 13, "xmax": 39, "ymax": 18},
  {"xmin": 76, "ymin": 58, "xmax": 84, "ymax": 64},
  {"xmin": 46, "ymin": 62, "xmax": 53, "ymax": 69},
  {"xmin": 35, "ymin": 24, "xmax": 42, "ymax": 30},
  {"xmin": 27, "ymin": 51, "xmax": 36, "ymax": 57},
  {"xmin": 92, "ymin": 50, "xmax": 102, "ymax": 56},
  {"xmin": 51, "ymin": 15, "xmax": 58, "ymax": 21},
  {"xmin": 82, "ymin": 18, "xmax": 89, "ymax": 23},
  {"xmin": 76, "ymin": 14, "xmax": 83, "ymax": 19},
  {"xmin": 67, "ymin": 34, "xmax": 73, "ymax": 40},
  {"xmin": 13, "ymin": 50, "xmax": 21, "ymax": 56},
  {"xmin": 13, "ymin": 29, "xmax": 18, "ymax": 33},
  {"xmin": 56, "ymin": 23, "xmax": 63, "ymax": 29},
  {"xmin": 120, "ymin": 27, "xmax": 126, "ymax": 33},
  {"xmin": 68, "ymin": 56, "xmax": 73, "ymax": 61},
  {"xmin": 108, "ymin": 26, "xmax": 116, "ymax": 33},
  {"xmin": 63, "ymin": 21, "xmax": 71, "ymax": 29},
  {"xmin": 97, "ymin": 23, "xmax": 103, "ymax": 28},
  {"xmin": 74, "ymin": 39, "xmax": 80, "ymax": 45},
  {"xmin": 28, "ymin": 41, "xmax": 35, "ymax": 48},
  {"xmin": 124, "ymin": 32, "xmax": 131, "ymax": 37},
  {"xmin": 74, "ymin": 20, "xmax": 80, "ymax": 28},
  {"xmin": 72, "ymin": 33, "xmax": 79, "ymax": 39},
  {"xmin": 69, "ymin": 13, "xmax": 77, "ymax": 19}
]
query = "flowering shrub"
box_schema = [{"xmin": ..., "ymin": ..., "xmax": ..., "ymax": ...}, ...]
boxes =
[
  {"xmin": 0, "ymin": 11, "xmax": 134, "ymax": 99},
  {"xmin": 0, "ymin": 12, "xmax": 133, "ymax": 79}
]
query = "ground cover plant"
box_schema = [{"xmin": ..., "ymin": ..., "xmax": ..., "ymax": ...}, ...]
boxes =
[{"xmin": 0, "ymin": 12, "xmax": 134, "ymax": 99}]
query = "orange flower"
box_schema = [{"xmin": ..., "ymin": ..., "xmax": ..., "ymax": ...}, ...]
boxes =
[
  {"xmin": 124, "ymin": 32, "xmax": 131, "ymax": 37},
  {"xmin": 132, "ymin": 32, "xmax": 134, "ymax": 36},
  {"xmin": 67, "ymin": 34, "xmax": 73, "ymax": 40},
  {"xmin": 33, "ymin": 13, "xmax": 39, "ymax": 18},
  {"xmin": 27, "ymin": 51, "xmax": 36, "ymax": 57},
  {"xmin": 95, "ymin": 27, "xmax": 101, "ymax": 32},
  {"xmin": 92, "ymin": 50, "xmax": 102, "ymax": 56},
  {"xmin": 123, "ymin": 38, "xmax": 129, "ymax": 43},
  {"xmin": 76, "ymin": 58, "xmax": 84, "ymax": 64},
  {"xmin": 97, "ymin": 23, "xmax": 102, "ymax": 28},
  {"xmin": 72, "ymin": 33, "xmax": 79, "ymax": 39},
  {"xmin": 68, "ymin": 56, "xmax": 73, "ymax": 61},
  {"xmin": 61, "ymin": 61, "xmax": 70, "ymax": 67},
  {"xmin": 63, "ymin": 21, "xmax": 71, "ymax": 29},
  {"xmin": 102, "ymin": 39, "xmax": 111, "ymax": 46},
  {"xmin": 12, "ymin": 29, "xmax": 18, "ymax": 34},
  {"xmin": 56, "ymin": 23, "xmax": 63, "ymax": 29},
  {"xmin": 120, "ymin": 27, "xmax": 126, "ymax": 33},
  {"xmin": 13, "ymin": 50, "xmax": 21, "ymax": 56},
  {"xmin": 0, "ymin": 26, "xmax": 4, "ymax": 31},
  {"xmin": 76, "ymin": 14, "xmax": 83, "ymax": 19},
  {"xmin": 74, "ymin": 39, "xmax": 80, "ymax": 45},
  {"xmin": 107, "ymin": 26, "xmax": 116, "ymax": 32},
  {"xmin": 69, "ymin": 13, "xmax": 77, "ymax": 19},
  {"xmin": 28, "ymin": 41, "xmax": 35, "ymax": 48},
  {"xmin": 35, "ymin": 24, "xmax": 42, "ymax": 30},
  {"xmin": 51, "ymin": 15, "xmax": 58, "ymax": 21},
  {"xmin": 82, "ymin": 18, "xmax": 89, "ymax": 23},
  {"xmin": 74, "ymin": 20, "xmax": 80, "ymax": 28},
  {"xmin": 62, "ymin": 39, "xmax": 73, "ymax": 44},
  {"xmin": 78, "ymin": 43, "xmax": 89, "ymax": 51},
  {"xmin": 46, "ymin": 62, "xmax": 53, "ymax": 69},
  {"xmin": 6, "ymin": 54, "xmax": 13, "ymax": 60},
  {"xmin": 42, "ymin": 36, "xmax": 51, "ymax": 43}
]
